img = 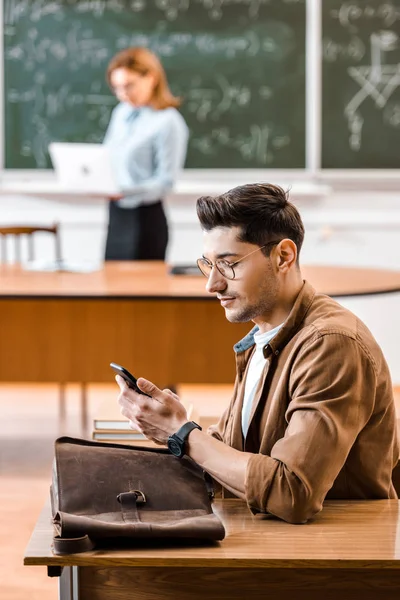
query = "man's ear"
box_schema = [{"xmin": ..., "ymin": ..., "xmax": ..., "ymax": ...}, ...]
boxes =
[{"xmin": 275, "ymin": 239, "xmax": 297, "ymax": 272}]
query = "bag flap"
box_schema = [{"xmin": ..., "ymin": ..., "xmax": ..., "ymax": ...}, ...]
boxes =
[{"xmin": 54, "ymin": 436, "xmax": 213, "ymax": 516}]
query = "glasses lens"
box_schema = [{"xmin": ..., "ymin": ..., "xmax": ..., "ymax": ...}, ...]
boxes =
[
  {"xmin": 196, "ymin": 258, "xmax": 212, "ymax": 278},
  {"xmin": 216, "ymin": 260, "xmax": 235, "ymax": 280}
]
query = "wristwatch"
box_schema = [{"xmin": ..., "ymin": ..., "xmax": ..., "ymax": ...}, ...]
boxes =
[{"xmin": 167, "ymin": 421, "xmax": 202, "ymax": 458}]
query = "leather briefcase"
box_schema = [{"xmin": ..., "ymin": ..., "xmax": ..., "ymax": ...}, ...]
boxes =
[{"xmin": 50, "ymin": 437, "xmax": 225, "ymax": 554}]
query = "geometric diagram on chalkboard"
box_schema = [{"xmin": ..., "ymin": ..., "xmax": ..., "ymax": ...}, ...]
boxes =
[{"xmin": 345, "ymin": 31, "xmax": 400, "ymax": 152}]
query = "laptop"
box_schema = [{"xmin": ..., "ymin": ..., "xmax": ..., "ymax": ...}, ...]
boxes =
[{"xmin": 48, "ymin": 142, "xmax": 120, "ymax": 195}]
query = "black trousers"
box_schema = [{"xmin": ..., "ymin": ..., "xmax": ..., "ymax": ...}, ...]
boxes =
[{"xmin": 105, "ymin": 200, "xmax": 169, "ymax": 261}]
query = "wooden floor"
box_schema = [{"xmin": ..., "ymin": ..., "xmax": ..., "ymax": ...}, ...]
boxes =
[{"xmin": 0, "ymin": 383, "xmax": 111, "ymax": 600}]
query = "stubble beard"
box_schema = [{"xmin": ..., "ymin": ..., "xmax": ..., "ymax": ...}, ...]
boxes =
[
  {"xmin": 225, "ymin": 298, "xmax": 276, "ymax": 323},
  {"xmin": 224, "ymin": 267, "xmax": 280, "ymax": 324}
]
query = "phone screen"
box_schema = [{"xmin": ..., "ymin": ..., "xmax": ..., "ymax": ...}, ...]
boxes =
[{"xmin": 110, "ymin": 362, "xmax": 151, "ymax": 397}]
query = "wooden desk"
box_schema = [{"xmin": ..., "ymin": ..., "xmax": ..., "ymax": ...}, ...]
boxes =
[
  {"xmin": 24, "ymin": 499, "xmax": 400, "ymax": 600},
  {"xmin": 1, "ymin": 262, "xmax": 399, "ymax": 385}
]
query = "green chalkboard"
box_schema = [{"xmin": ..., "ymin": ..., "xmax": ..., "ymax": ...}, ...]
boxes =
[
  {"xmin": 4, "ymin": 0, "xmax": 306, "ymax": 170},
  {"xmin": 322, "ymin": 0, "xmax": 400, "ymax": 168}
]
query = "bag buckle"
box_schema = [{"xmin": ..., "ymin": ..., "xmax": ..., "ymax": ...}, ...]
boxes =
[
  {"xmin": 132, "ymin": 490, "xmax": 146, "ymax": 504},
  {"xmin": 117, "ymin": 490, "xmax": 146, "ymax": 504}
]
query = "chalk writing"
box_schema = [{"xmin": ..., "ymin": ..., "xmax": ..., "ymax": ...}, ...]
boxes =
[
  {"xmin": 192, "ymin": 125, "xmax": 290, "ymax": 164},
  {"xmin": 4, "ymin": 0, "xmax": 305, "ymax": 168},
  {"xmin": 4, "ymin": 0, "xmax": 303, "ymax": 25},
  {"xmin": 323, "ymin": 1, "xmax": 400, "ymax": 166},
  {"xmin": 345, "ymin": 31, "xmax": 400, "ymax": 150},
  {"xmin": 330, "ymin": 2, "xmax": 400, "ymax": 32}
]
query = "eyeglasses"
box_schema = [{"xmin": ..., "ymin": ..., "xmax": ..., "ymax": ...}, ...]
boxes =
[{"xmin": 196, "ymin": 241, "xmax": 282, "ymax": 280}]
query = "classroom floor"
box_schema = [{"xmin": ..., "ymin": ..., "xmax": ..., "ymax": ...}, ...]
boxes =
[{"xmin": 0, "ymin": 383, "xmax": 106, "ymax": 600}]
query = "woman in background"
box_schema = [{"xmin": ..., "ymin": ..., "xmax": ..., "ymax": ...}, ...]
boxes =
[{"xmin": 104, "ymin": 47, "xmax": 189, "ymax": 260}]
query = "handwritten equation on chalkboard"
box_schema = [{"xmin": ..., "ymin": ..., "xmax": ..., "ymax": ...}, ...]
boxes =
[
  {"xmin": 4, "ymin": 0, "xmax": 306, "ymax": 169},
  {"xmin": 322, "ymin": 1, "xmax": 400, "ymax": 168}
]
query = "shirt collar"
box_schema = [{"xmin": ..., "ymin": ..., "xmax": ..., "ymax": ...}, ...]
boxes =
[
  {"xmin": 234, "ymin": 280, "xmax": 316, "ymax": 355},
  {"xmin": 122, "ymin": 103, "xmax": 140, "ymax": 122}
]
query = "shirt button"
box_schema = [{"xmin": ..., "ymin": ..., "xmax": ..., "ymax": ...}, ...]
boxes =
[{"xmin": 275, "ymin": 350, "xmax": 279, "ymax": 356}]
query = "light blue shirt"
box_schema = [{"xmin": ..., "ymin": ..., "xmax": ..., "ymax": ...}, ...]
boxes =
[{"xmin": 103, "ymin": 103, "xmax": 189, "ymax": 209}]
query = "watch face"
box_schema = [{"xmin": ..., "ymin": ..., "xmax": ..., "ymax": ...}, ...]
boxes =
[{"xmin": 168, "ymin": 436, "xmax": 183, "ymax": 457}]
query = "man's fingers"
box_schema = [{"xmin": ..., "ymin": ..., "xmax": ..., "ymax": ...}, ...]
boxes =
[
  {"xmin": 163, "ymin": 388, "xmax": 180, "ymax": 401},
  {"xmin": 115, "ymin": 374, "xmax": 129, "ymax": 391},
  {"xmin": 137, "ymin": 378, "xmax": 165, "ymax": 402},
  {"xmin": 128, "ymin": 419, "xmax": 141, "ymax": 432},
  {"xmin": 120, "ymin": 401, "xmax": 137, "ymax": 420}
]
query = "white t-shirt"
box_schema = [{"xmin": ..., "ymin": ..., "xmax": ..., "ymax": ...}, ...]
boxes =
[{"xmin": 241, "ymin": 323, "xmax": 284, "ymax": 438}]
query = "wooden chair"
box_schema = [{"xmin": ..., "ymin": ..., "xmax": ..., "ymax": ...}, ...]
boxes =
[
  {"xmin": 0, "ymin": 223, "xmax": 88, "ymax": 431},
  {"xmin": 0, "ymin": 224, "xmax": 62, "ymax": 264}
]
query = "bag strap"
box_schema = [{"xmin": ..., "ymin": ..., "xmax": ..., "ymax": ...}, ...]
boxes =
[
  {"xmin": 52, "ymin": 491, "xmax": 146, "ymax": 554},
  {"xmin": 117, "ymin": 490, "xmax": 146, "ymax": 523},
  {"xmin": 52, "ymin": 534, "xmax": 95, "ymax": 555}
]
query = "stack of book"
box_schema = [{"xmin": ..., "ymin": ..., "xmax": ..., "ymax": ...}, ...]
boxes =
[{"xmin": 92, "ymin": 395, "xmax": 199, "ymax": 446}]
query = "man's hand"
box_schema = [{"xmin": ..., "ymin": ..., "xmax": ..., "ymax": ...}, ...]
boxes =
[
  {"xmin": 116, "ymin": 376, "xmax": 188, "ymax": 444},
  {"xmin": 117, "ymin": 375, "xmax": 250, "ymax": 500}
]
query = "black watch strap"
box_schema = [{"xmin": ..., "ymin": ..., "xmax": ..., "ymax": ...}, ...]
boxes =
[
  {"xmin": 174, "ymin": 421, "xmax": 202, "ymax": 442},
  {"xmin": 167, "ymin": 421, "xmax": 202, "ymax": 457}
]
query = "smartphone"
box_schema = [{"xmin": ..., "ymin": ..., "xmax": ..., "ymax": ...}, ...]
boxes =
[{"xmin": 110, "ymin": 362, "xmax": 151, "ymax": 397}]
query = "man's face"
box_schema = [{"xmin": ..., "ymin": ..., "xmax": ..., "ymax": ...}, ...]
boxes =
[{"xmin": 201, "ymin": 226, "xmax": 280, "ymax": 324}]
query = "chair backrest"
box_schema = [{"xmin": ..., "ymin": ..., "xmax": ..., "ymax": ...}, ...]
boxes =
[{"xmin": 0, "ymin": 224, "xmax": 62, "ymax": 263}]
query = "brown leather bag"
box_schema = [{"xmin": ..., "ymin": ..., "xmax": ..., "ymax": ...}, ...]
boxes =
[{"xmin": 50, "ymin": 437, "xmax": 225, "ymax": 554}]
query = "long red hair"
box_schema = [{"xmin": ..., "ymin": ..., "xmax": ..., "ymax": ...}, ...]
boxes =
[{"xmin": 106, "ymin": 47, "xmax": 181, "ymax": 110}]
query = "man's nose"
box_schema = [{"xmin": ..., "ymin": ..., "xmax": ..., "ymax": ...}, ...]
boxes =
[{"xmin": 205, "ymin": 266, "xmax": 227, "ymax": 294}]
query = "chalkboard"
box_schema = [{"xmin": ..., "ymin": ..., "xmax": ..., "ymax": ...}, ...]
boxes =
[
  {"xmin": 322, "ymin": 0, "xmax": 400, "ymax": 168},
  {"xmin": 4, "ymin": 0, "xmax": 306, "ymax": 170}
]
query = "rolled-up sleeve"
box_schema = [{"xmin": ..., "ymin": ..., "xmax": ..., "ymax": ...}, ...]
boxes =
[{"xmin": 245, "ymin": 331, "xmax": 377, "ymax": 523}]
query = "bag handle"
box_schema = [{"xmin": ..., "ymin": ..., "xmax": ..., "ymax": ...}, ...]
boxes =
[{"xmin": 53, "ymin": 534, "xmax": 95, "ymax": 555}]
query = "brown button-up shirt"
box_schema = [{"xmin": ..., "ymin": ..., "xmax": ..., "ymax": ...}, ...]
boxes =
[{"xmin": 209, "ymin": 281, "xmax": 399, "ymax": 523}]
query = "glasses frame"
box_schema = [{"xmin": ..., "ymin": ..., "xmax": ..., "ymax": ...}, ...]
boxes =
[{"xmin": 196, "ymin": 240, "xmax": 282, "ymax": 280}]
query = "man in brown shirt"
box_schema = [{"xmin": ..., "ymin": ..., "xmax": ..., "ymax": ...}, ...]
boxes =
[{"xmin": 117, "ymin": 183, "xmax": 399, "ymax": 523}]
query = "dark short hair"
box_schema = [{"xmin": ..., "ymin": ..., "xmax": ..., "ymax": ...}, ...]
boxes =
[{"xmin": 196, "ymin": 183, "xmax": 305, "ymax": 261}]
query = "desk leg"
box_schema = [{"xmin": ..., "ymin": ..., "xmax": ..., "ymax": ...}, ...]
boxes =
[{"xmin": 59, "ymin": 566, "xmax": 79, "ymax": 600}]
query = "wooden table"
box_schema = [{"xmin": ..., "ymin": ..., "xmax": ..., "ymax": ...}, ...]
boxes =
[
  {"xmin": 1, "ymin": 261, "xmax": 400, "ymax": 386},
  {"xmin": 24, "ymin": 498, "xmax": 400, "ymax": 600}
]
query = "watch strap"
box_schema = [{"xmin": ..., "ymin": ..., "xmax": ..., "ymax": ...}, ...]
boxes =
[
  {"xmin": 173, "ymin": 421, "xmax": 202, "ymax": 443},
  {"xmin": 168, "ymin": 421, "xmax": 202, "ymax": 458}
]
